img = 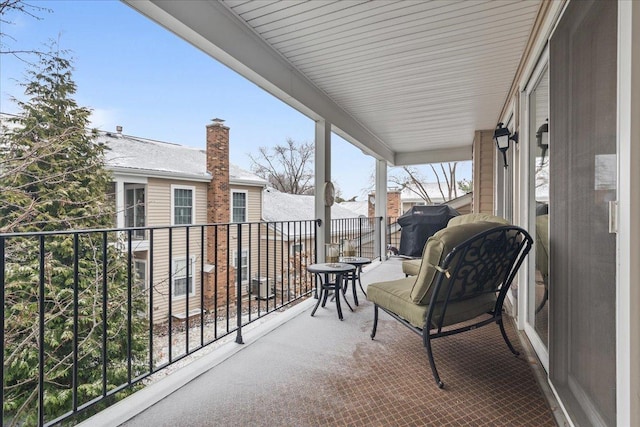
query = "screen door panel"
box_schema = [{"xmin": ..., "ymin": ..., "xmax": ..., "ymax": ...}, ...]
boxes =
[{"xmin": 549, "ymin": 0, "xmax": 617, "ymax": 425}]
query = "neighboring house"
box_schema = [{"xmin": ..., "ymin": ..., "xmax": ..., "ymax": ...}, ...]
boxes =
[
  {"xmin": 338, "ymin": 200, "xmax": 368, "ymax": 217},
  {"xmin": 366, "ymin": 184, "xmax": 470, "ymax": 217},
  {"xmin": 262, "ymin": 187, "xmax": 376, "ymax": 261},
  {"xmin": 444, "ymin": 192, "xmax": 472, "ymax": 215},
  {"xmin": 360, "ymin": 188, "xmax": 473, "ymax": 254},
  {"xmin": 102, "ymin": 121, "xmax": 267, "ymax": 322},
  {"xmin": 398, "ymin": 183, "xmax": 447, "ymax": 212}
]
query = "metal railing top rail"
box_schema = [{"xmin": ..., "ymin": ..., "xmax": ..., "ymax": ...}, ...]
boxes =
[{"xmin": 0, "ymin": 218, "xmax": 324, "ymax": 238}]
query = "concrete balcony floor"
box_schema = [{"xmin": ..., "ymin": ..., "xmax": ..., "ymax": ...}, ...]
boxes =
[{"xmin": 86, "ymin": 258, "xmax": 564, "ymax": 427}]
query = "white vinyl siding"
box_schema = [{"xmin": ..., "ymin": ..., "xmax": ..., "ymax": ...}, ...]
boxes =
[{"xmin": 146, "ymin": 179, "xmax": 207, "ymax": 322}]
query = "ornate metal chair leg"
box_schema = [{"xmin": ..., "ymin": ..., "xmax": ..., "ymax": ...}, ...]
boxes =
[
  {"xmin": 423, "ymin": 332, "xmax": 444, "ymax": 388},
  {"xmin": 498, "ymin": 318, "xmax": 520, "ymax": 356},
  {"xmin": 371, "ymin": 305, "xmax": 378, "ymax": 339}
]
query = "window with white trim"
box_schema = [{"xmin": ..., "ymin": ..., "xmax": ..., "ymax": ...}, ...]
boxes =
[
  {"xmin": 125, "ymin": 185, "xmax": 146, "ymax": 239},
  {"xmin": 232, "ymin": 249, "xmax": 249, "ymax": 284},
  {"xmin": 291, "ymin": 242, "xmax": 304, "ymax": 255},
  {"xmin": 172, "ymin": 256, "xmax": 196, "ymax": 298},
  {"xmin": 134, "ymin": 260, "xmax": 147, "ymax": 291},
  {"xmin": 232, "ymin": 191, "xmax": 247, "ymax": 223},
  {"xmin": 172, "ymin": 185, "xmax": 195, "ymax": 225}
]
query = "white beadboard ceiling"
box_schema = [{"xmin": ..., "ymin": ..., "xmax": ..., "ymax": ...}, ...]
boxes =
[{"xmin": 123, "ymin": 0, "xmax": 541, "ymax": 166}]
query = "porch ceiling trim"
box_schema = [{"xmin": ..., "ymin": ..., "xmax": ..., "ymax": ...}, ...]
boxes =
[
  {"xmin": 395, "ymin": 146, "xmax": 472, "ymax": 166},
  {"xmin": 121, "ymin": 0, "xmax": 395, "ymax": 164}
]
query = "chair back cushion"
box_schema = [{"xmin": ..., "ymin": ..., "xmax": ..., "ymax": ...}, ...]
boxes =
[
  {"xmin": 447, "ymin": 213, "xmax": 510, "ymax": 227},
  {"xmin": 409, "ymin": 221, "xmax": 505, "ymax": 304}
]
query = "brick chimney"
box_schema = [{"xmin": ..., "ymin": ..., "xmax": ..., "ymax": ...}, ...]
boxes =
[
  {"xmin": 205, "ymin": 118, "xmax": 235, "ymax": 312},
  {"xmin": 387, "ymin": 190, "xmax": 402, "ymax": 218},
  {"xmin": 206, "ymin": 118, "xmax": 230, "ymax": 225},
  {"xmin": 367, "ymin": 190, "xmax": 402, "ymax": 218}
]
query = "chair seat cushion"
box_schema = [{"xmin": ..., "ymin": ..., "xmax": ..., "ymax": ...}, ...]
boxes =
[
  {"xmin": 401, "ymin": 259, "xmax": 421, "ymax": 276},
  {"xmin": 368, "ymin": 278, "xmax": 497, "ymax": 329}
]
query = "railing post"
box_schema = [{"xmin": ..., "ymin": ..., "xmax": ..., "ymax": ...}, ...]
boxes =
[
  {"xmin": 235, "ymin": 223, "xmax": 244, "ymax": 344},
  {"xmin": 38, "ymin": 235, "xmax": 45, "ymax": 427},
  {"xmin": 359, "ymin": 217, "xmax": 363, "ymax": 257},
  {"xmin": 72, "ymin": 233, "xmax": 80, "ymax": 412},
  {"xmin": 1, "ymin": 236, "xmax": 5, "ymax": 424},
  {"xmin": 314, "ymin": 219, "xmax": 321, "ymax": 299}
]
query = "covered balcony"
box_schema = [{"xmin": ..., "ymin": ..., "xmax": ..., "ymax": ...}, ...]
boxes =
[
  {"xmin": 1, "ymin": 218, "xmax": 561, "ymax": 426},
  {"xmin": 3, "ymin": 1, "xmax": 640, "ymax": 426}
]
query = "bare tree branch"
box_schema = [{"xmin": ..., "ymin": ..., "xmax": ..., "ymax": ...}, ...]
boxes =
[
  {"xmin": 249, "ymin": 138, "xmax": 315, "ymax": 194},
  {"xmin": 389, "ymin": 162, "xmax": 467, "ymax": 205},
  {"xmin": 1, "ymin": 0, "xmax": 53, "ymax": 67}
]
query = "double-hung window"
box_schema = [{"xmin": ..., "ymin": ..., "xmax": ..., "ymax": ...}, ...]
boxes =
[
  {"xmin": 291, "ymin": 242, "xmax": 304, "ymax": 255},
  {"xmin": 172, "ymin": 256, "xmax": 195, "ymax": 298},
  {"xmin": 134, "ymin": 260, "xmax": 147, "ymax": 291},
  {"xmin": 172, "ymin": 185, "xmax": 195, "ymax": 225},
  {"xmin": 232, "ymin": 191, "xmax": 247, "ymax": 223},
  {"xmin": 125, "ymin": 185, "xmax": 146, "ymax": 239},
  {"xmin": 232, "ymin": 249, "xmax": 249, "ymax": 284}
]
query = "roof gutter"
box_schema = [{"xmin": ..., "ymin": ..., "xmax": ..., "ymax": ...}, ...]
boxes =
[{"xmin": 108, "ymin": 166, "xmax": 212, "ymax": 183}]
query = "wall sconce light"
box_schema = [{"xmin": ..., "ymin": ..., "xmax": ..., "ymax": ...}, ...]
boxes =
[
  {"xmin": 493, "ymin": 122, "xmax": 518, "ymax": 168},
  {"xmin": 536, "ymin": 118, "xmax": 549, "ymax": 167}
]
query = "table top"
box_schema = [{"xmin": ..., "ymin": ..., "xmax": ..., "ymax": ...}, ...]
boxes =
[
  {"xmin": 339, "ymin": 256, "xmax": 372, "ymax": 265},
  {"xmin": 307, "ymin": 263, "xmax": 356, "ymax": 274}
]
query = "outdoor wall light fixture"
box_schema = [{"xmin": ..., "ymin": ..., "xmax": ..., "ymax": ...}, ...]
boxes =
[
  {"xmin": 537, "ymin": 118, "xmax": 549, "ymax": 167},
  {"xmin": 493, "ymin": 122, "xmax": 518, "ymax": 168}
]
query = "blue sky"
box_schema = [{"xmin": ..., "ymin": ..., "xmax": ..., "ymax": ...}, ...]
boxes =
[{"xmin": 0, "ymin": 0, "xmax": 469, "ymax": 200}]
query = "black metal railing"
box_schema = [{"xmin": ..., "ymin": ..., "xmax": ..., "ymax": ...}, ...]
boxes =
[
  {"xmin": 386, "ymin": 216, "xmax": 401, "ymax": 256},
  {"xmin": 1, "ymin": 216, "xmax": 382, "ymax": 426},
  {"xmin": 330, "ymin": 217, "xmax": 382, "ymax": 260}
]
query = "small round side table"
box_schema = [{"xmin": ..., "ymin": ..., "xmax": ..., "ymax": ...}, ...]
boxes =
[
  {"xmin": 307, "ymin": 262, "xmax": 356, "ymax": 320},
  {"xmin": 339, "ymin": 256, "xmax": 372, "ymax": 306}
]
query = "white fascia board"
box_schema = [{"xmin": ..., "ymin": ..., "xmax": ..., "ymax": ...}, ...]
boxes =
[
  {"xmin": 394, "ymin": 146, "xmax": 472, "ymax": 166},
  {"xmin": 121, "ymin": 0, "xmax": 394, "ymax": 164},
  {"xmin": 229, "ymin": 178, "xmax": 267, "ymax": 188},
  {"xmin": 111, "ymin": 172, "xmax": 148, "ymax": 185},
  {"xmin": 108, "ymin": 166, "xmax": 211, "ymax": 183}
]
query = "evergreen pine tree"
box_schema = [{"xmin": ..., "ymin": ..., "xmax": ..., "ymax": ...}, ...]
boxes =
[{"xmin": 1, "ymin": 46, "xmax": 147, "ymax": 426}]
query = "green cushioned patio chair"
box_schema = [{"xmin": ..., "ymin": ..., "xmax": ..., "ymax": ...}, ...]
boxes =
[{"xmin": 368, "ymin": 222, "xmax": 533, "ymax": 388}]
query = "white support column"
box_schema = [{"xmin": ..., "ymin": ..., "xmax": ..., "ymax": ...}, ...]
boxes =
[
  {"xmin": 375, "ymin": 159, "xmax": 387, "ymax": 260},
  {"xmin": 115, "ymin": 179, "xmax": 125, "ymax": 228},
  {"xmin": 314, "ymin": 120, "xmax": 331, "ymax": 262}
]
